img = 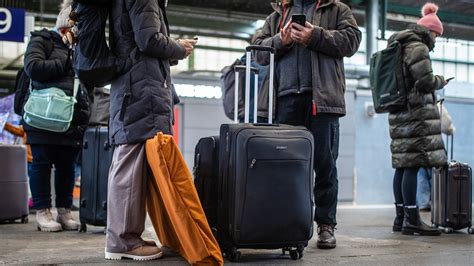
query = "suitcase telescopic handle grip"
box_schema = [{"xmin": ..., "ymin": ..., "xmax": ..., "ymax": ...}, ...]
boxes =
[
  {"xmin": 246, "ymin": 45, "xmax": 275, "ymax": 54},
  {"xmin": 234, "ymin": 65, "xmax": 259, "ymax": 74}
]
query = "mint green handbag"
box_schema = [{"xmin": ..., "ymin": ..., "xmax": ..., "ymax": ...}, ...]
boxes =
[{"xmin": 23, "ymin": 79, "xmax": 79, "ymax": 133}]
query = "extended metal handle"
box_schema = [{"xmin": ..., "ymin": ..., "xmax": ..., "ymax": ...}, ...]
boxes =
[{"xmin": 246, "ymin": 45, "xmax": 275, "ymax": 54}]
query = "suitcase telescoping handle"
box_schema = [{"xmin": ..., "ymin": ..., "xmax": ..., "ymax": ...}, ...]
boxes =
[
  {"xmin": 234, "ymin": 45, "xmax": 275, "ymax": 124},
  {"xmin": 234, "ymin": 65, "xmax": 259, "ymax": 123},
  {"xmin": 438, "ymin": 98, "xmax": 454, "ymax": 161}
]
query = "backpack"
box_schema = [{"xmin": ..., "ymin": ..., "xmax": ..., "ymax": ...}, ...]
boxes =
[
  {"xmin": 72, "ymin": 0, "xmax": 131, "ymax": 87},
  {"xmin": 221, "ymin": 58, "xmax": 244, "ymax": 120},
  {"xmin": 13, "ymin": 68, "xmax": 30, "ymax": 116},
  {"xmin": 369, "ymin": 40, "xmax": 407, "ymax": 113},
  {"xmin": 13, "ymin": 33, "xmax": 55, "ymax": 116}
]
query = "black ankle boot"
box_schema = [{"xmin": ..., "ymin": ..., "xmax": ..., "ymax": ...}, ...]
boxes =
[
  {"xmin": 393, "ymin": 204, "xmax": 404, "ymax": 232},
  {"xmin": 401, "ymin": 207, "xmax": 441, "ymax": 236}
]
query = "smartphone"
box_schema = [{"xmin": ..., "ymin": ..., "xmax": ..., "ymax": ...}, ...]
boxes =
[
  {"xmin": 446, "ymin": 77, "xmax": 455, "ymax": 82},
  {"xmin": 291, "ymin": 14, "xmax": 306, "ymax": 26}
]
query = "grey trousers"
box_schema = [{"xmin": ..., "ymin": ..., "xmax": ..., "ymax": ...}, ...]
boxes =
[{"xmin": 105, "ymin": 143, "xmax": 147, "ymax": 253}]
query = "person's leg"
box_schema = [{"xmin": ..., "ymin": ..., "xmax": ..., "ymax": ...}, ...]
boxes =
[
  {"xmin": 393, "ymin": 168, "xmax": 404, "ymax": 204},
  {"xmin": 401, "ymin": 167, "xmax": 418, "ymax": 207},
  {"xmin": 53, "ymin": 145, "xmax": 80, "ymax": 230},
  {"xmin": 392, "ymin": 168, "xmax": 405, "ymax": 232},
  {"xmin": 416, "ymin": 167, "xmax": 431, "ymax": 210},
  {"xmin": 53, "ymin": 146, "xmax": 79, "ymax": 209},
  {"xmin": 311, "ymin": 114, "xmax": 339, "ymax": 226},
  {"xmin": 309, "ymin": 113, "xmax": 340, "ymax": 249},
  {"xmin": 29, "ymin": 145, "xmax": 53, "ymax": 210},
  {"xmin": 105, "ymin": 143, "xmax": 161, "ymax": 260},
  {"xmin": 29, "ymin": 144, "xmax": 62, "ymax": 232},
  {"xmin": 401, "ymin": 167, "xmax": 440, "ymax": 236}
]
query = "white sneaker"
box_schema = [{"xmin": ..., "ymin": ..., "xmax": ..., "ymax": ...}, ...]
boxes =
[
  {"xmin": 36, "ymin": 208, "xmax": 62, "ymax": 232},
  {"xmin": 105, "ymin": 245, "xmax": 163, "ymax": 261},
  {"xmin": 57, "ymin": 208, "xmax": 80, "ymax": 231}
]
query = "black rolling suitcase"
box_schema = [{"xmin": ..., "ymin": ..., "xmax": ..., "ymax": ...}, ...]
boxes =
[
  {"xmin": 0, "ymin": 145, "xmax": 29, "ymax": 224},
  {"xmin": 217, "ymin": 46, "xmax": 314, "ymax": 261},
  {"xmin": 79, "ymin": 126, "xmax": 113, "ymax": 232},
  {"xmin": 193, "ymin": 136, "xmax": 220, "ymax": 229},
  {"xmin": 432, "ymin": 133, "xmax": 473, "ymax": 234}
]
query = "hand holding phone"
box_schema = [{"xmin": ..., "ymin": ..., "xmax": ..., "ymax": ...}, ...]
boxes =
[{"xmin": 291, "ymin": 14, "xmax": 306, "ymax": 27}]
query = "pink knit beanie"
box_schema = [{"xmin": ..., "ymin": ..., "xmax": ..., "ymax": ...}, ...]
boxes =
[{"xmin": 417, "ymin": 3, "xmax": 443, "ymax": 36}]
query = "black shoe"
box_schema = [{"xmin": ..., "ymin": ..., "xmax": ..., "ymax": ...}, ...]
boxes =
[
  {"xmin": 317, "ymin": 224, "xmax": 336, "ymax": 249},
  {"xmin": 401, "ymin": 207, "xmax": 441, "ymax": 236},
  {"xmin": 393, "ymin": 204, "xmax": 404, "ymax": 232}
]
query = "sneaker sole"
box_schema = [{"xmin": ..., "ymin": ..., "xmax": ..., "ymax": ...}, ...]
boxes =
[
  {"xmin": 61, "ymin": 225, "xmax": 79, "ymax": 231},
  {"xmin": 37, "ymin": 224, "xmax": 62, "ymax": 232},
  {"xmin": 105, "ymin": 251, "xmax": 163, "ymax": 261}
]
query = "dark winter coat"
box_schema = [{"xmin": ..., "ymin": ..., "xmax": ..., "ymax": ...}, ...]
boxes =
[
  {"xmin": 109, "ymin": 0, "xmax": 186, "ymax": 145},
  {"xmin": 23, "ymin": 29, "xmax": 90, "ymax": 147},
  {"xmin": 252, "ymin": 0, "xmax": 361, "ymax": 116},
  {"xmin": 388, "ymin": 24, "xmax": 447, "ymax": 168}
]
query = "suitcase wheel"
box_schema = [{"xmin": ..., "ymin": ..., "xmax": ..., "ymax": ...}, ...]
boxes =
[
  {"xmin": 21, "ymin": 216, "xmax": 29, "ymax": 224},
  {"xmin": 79, "ymin": 223, "xmax": 87, "ymax": 233},
  {"xmin": 289, "ymin": 246, "xmax": 304, "ymax": 260},
  {"xmin": 468, "ymin": 227, "xmax": 474, "ymax": 234},
  {"xmin": 443, "ymin": 227, "xmax": 454, "ymax": 234},
  {"xmin": 226, "ymin": 247, "xmax": 241, "ymax": 262}
]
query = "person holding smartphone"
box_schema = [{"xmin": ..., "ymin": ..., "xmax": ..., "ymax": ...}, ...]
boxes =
[
  {"xmin": 105, "ymin": 0, "xmax": 195, "ymax": 261},
  {"xmin": 387, "ymin": 3, "xmax": 448, "ymax": 236},
  {"xmin": 252, "ymin": 0, "xmax": 361, "ymax": 249}
]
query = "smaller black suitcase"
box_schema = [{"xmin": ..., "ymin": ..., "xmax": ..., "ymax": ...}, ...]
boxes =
[
  {"xmin": 79, "ymin": 127, "xmax": 113, "ymax": 232},
  {"xmin": 0, "ymin": 145, "xmax": 29, "ymax": 224},
  {"xmin": 193, "ymin": 136, "xmax": 220, "ymax": 229},
  {"xmin": 432, "ymin": 134, "xmax": 473, "ymax": 234}
]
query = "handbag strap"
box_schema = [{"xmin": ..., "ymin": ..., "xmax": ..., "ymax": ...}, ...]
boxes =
[
  {"xmin": 72, "ymin": 78, "xmax": 79, "ymax": 99},
  {"xmin": 29, "ymin": 77, "xmax": 79, "ymax": 97}
]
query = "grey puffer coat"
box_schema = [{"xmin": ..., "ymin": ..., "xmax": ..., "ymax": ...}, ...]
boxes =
[
  {"xmin": 109, "ymin": 0, "xmax": 185, "ymax": 145},
  {"xmin": 388, "ymin": 24, "xmax": 447, "ymax": 169}
]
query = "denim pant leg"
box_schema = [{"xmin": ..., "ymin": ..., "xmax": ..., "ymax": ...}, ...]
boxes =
[
  {"xmin": 29, "ymin": 145, "xmax": 53, "ymax": 210},
  {"xmin": 416, "ymin": 167, "xmax": 432, "ymax": 208},
  {"xmin": 309, "ymin": 114, "xmax": 340, "ymax": 226},
  {"xmin": 53, "ymin": 146, "xmax": 79, "ymax": 208}
]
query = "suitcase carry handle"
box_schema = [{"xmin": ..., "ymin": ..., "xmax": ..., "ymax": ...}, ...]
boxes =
[
  {"xmin": 245, "ymin": 45, "xmax": 276, "ymax": 53},
  {"xmin": 238, "ymin": 45, "xmax": 274, "ymax": 124}
]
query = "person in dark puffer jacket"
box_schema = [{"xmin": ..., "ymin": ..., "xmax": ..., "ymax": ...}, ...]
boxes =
[
  {"xmin": 388, "ymin": 2, "xmax": 447, "ymax": 236},
  {"xmin": 105, "ymin": 0, "xmax": 195, "ymax": 261},
  {"xmin": 23, "ymin": 0, "xmax": 89, "ymax": 233}
]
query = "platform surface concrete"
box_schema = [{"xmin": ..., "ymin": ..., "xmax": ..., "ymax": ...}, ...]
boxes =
[{"xmin": 1, "ymin": 206, "xmax": 473, "ymax": 265}]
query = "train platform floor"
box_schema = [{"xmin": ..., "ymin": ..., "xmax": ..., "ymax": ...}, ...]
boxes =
[{"xmin": 1, "ymin": 206, "xmax": 473, "ymax": 265}]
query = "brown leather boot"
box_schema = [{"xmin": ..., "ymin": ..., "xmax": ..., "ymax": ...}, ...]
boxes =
[{"xmin": 317, "ymin": 224, "xmax": 336, "ymax": 249}]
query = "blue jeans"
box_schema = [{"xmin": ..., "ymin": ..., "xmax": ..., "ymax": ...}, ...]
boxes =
[
  {"xmin": 29, "ymin": 144, "xmax": 79, "ymax": 210},
  {"xmin": 277, "ymin": 92, "xmax": 340, "ymax": 225},
  {"xmin": 417, "ymin": 167, "xmax": 432, "ymax": 208}
]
